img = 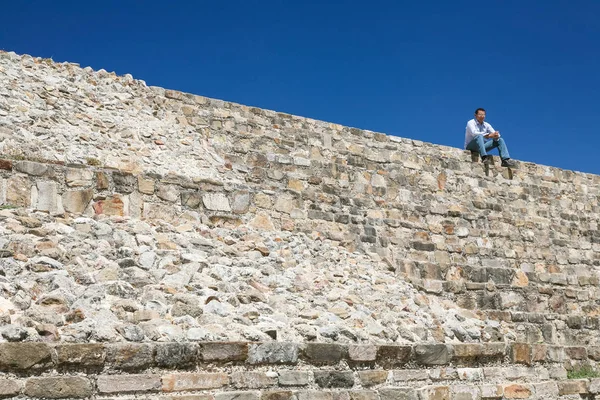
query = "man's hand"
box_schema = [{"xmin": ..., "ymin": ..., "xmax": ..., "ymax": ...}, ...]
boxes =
[{"xmin": 486, "ymin": 131, "xmax": 500, "ymax": 139}]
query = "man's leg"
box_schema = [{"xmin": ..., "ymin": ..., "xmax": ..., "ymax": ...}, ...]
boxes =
[
  {"xmin": 484, "ymin": 138, "xmax": 511, "ymax": 160},
  {"xmin": 466, "ymin": 135, "xmax": 488, "ymax": 156}
]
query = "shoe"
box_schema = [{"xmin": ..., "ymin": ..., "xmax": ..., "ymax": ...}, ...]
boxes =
[
  {"xmin": 501, "ymin": 158, "xmax": 517, "ymax": 168},
  {"xmin": 481, "ymin": 155, "xmax": 492, "ymax": 165}
]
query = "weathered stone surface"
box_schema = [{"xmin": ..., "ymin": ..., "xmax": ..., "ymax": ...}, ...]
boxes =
[
  {"xmin": 376, "ymin": 346, "xmax": 412, "ymax": 367},
  {"xmin": 24, "ymin": 377, "xmax": 93, "ymax": 399},
  {"xmin": 6, "ymin": 175, "xmax": 31, "ymax": 206},
  {"xmin": 278, "ymin": 371, "xmax": 310, "ymax": 386},
  {"xmin": 97, "ymin": 374, "xmax": 161, "ymax": 393},
  {"xmin": 138, "ymin": 175, "xmax": 155, "ymax": 194},
  {"xmin": 66, "ymin": 168, "xmax": 94, "ymax": 187},
  {"xmin": 303, "ymin": 343, "xmax": 345, "ymax": 364},
  {"xmin": 415, "ymin": 344, "xmax": 449, "ymax": 365},
  {"xmin": 232, "ymin": 371, "xmax": 277, "ymax": 388},
  {"xmin": 106, "ymin": 343, "xmax": 154, "ymax": 370},
  {"xmin": 0, "ymin": 378, "xmax": 21, "ymax": 397},
  {"xmin": 56, "ymin": 344, "xmax": 106, "ymax": 368},
  {"xmin": 203, "ymin": 193, "xmax": 231, "ymax": 211},
  {"xmin": 215, "ymin": 392, "xmax": 259, "ymax": 400},
  {"xmin": 14, "ymin": 160, "xmax": 48, "ymax": 176},
  {"xmin": 162, "ymin": 373, "xmax": 229, "ymax": 391},
  {"xmin": 378, "ymin": 387, "xmax": 418, "ymax": 400},
  {"xmin": 200, "ymin": 342, "xmax": 248, "ymax": 362},
  {"xmin": 36, "ymin": 181, "xmax": 63, "ymax": 214},
  {"xmin": 62, "ymin": 189, "xmax": 93, "ymax": 213},
  {"xmin": 155, "ymin": 342, "xmax": 198, "ymax": 368},
  {"xmin": 0, "ymin": 343, "xmax": 52, "ymax": 371},
  {"xmin": 314, "ymin": 371, "xmax": 354, "ymax": 388},
  {"xmin": 249, "ymin": 343, "xmax": 299, "ymax": 364},
  {"xmin": 357, "ymin": 370, "xmax": 388, "ymax": 387}
]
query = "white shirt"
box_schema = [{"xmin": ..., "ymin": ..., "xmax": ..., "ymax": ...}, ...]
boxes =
[{"xmin": 464, "ymin": 118, "xmax": 495, "ymax": 149}]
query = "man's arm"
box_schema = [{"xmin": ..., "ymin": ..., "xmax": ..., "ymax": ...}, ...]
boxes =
[{"xmin": 483, "ymin": 122, "xmax": 499, "ymax": 139}]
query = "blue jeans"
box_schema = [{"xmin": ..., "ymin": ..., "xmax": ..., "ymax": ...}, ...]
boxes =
[{"xmin": 466, "ymin": 136, "xmax": 511, "ymax": 159}]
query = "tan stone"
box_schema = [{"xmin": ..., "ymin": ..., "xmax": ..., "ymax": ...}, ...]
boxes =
[
  {"xmin": 503, "ymin": 384, "xmax": 532, "ymax": 399},
  {"xmin": 288, "ymin": 179, "xmax": 305, "ymax": 191},
  {"xmin": 93, "ymin": 195, "xmax": 125, "ymax": 216},
  {"xmin": 96, "ymin": 171, "xmax": 109, "ymax": 189},
  {"xmin": 513, "ymin": 270, "xmax": 529, "ymax": 287},
  {"xmin": 66, "ymin": 168, "xmax": 94, "ymax": 187},
  {"xmin": 250, "ymin": 212, "xmax": 275, "ymax": 230},
  {"xmin": 6, "ymin": 175, "xmax": 31, "ymax": 206},
  {"xmin": 62, "ymin": 189, "xmax": 93, "ymax": 214},
  {"xmin": 162, "ymin": 373, "xmax": 229, "ymax": 392},
  {"xmin": 138, "ymin": 175, "xmax": 155, "ymax": 194}
]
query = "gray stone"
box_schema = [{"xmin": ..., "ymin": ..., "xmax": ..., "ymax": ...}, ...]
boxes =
[
  {"xmin": 248, "ymin": 342, "xmax": 299, "ymax": 364},
  {"xmin": 62, "ymin": 189, "xmax": 93, "ymax": 213},
  {"xmin": 66, "ymin": 168, "xmax": 94, "ymax": 186},
  {"xmin": 203, "ymin": 193, "xmax": 231, "ymax": 211},
  {"xmin": 14, "ymin": 160, "xmax": 48, "ymax": 176}
]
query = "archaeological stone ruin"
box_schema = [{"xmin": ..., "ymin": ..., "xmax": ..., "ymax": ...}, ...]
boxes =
[{"xmin": 0, "ymin": 50, "xmax": 600, "ymax": 399}]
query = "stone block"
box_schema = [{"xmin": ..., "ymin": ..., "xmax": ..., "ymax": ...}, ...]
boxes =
[
  {"xmin": 200, "ymin": 342, "xmax": 248, "ymax": 362},
  {"xmin": 232, "ymin": 190, "xmax": 250, "ymax": 214},
  {"xmin": 0, "ymin": 342, "xmax": 53, "ymax": 371},
  {"xmin": 565, "ymin": 346, "xmax": 587, "ymax": 360},
  {"xmin": 418, "ymin": 385, "xmax": 450, "ymax": 400},
  {"xmin": 303, "ymin": 343, "xmax": 346, "ymax": 364},
  {"xmin": 155, "ymin": 342, "xmax": 198, "ymax": 368},
  {"xmin": 157, "ymin": 183, "xmax": 180, "ymax": 202},
  {"xmin": 248, "ymin": 342, "xmax": 299, "ymax": 364},
  {"xmin": 24, "ymin": 377, "xmax": 92, "ymax": 399},
  {"xmin": 558, "ymin": 380, "xmax": 588, "ymax": 395},
  {"xmin": 56, "ymin": 343, "xmax": 106, "ymax": 369},
  {"xmin": 66, "ymin": 167, "xmax": 94, "ymax": 186},
  {"xmin": 214, "ymin": 391, "xmax": 259, "ymax": 400},
  {"xmin": 113, "ymin": 172, "xmax": 136, "ymax": 193},
  {"xmin": 415, "ymin": 344, "xmax": 449, "ymax": 365},
  {"xmin": 162, "ymin": 373, "xmax": 230, "ymax": 392},
  {"xmin": 232, "ymin": 371, "xmax": 277, "ymax": 388},
  {"xmin": 14, "ymin": 160, "xmax": 48, "ymax": 176},
  {"xmin": 93, "ymin": 194, "xmax": 126, "ymax": 216},
  {"xmin": 378, "ymin": 387, "xmax": 418, "ymax": 400},
  {"xmin": 36, "ymin": 181, "xmax": 63, "ymax": 214},
  {"xmin": 6, "ymin": 175, "xmax": 31, "ymax": 206},
  {"xmin": 451, "ymin": 385, "xmax": 480, "ymax": 400},
  {"xmin": 294, "ymin": 391, "xmax": 335, "ymax": 400},
  {"xmin": 376, "ymin": 345, "xmax": 412, "ymax": 367},
  {"xmin": 106, "ymin": 343, "xmax": 154, "ymax": 371},
  {"xmin": 278, "ymin": 370, "xmax": 310, "ymax": 386},
  {"xmin": 138, "ymin": 175, "xmax": 155, "ymax": 194},
  {"xmin": 349, "ymin": 391, "xmax": 379, "ymax": 400},
  {"xmin": 314, "ymin": 370, "xmax": 355, "ymax": 388},
  {"xmin": 511, "ymin": 343, "xmax": 531, "ymax": 365},
  {"xmin": 97, "ymin": 374, "xmax": 161, "ymax": 393},
  {"xmin": 358, "ymin": 370, "xmax": 388, "ymax": 387},
  {"xmin": 0, "ymin": 378, "xmax": 21, "ymax": 397},
  {"xmin": 391, "ymin": 369, "xmax": 430, "ymax": 382},
  {"xmin": 349, "ymin": 345, "xmax": 377, "ymax": 362},
  {"xmin": 452, "ymin": 344, "xmax": 482, "ymax": 363},
  {"xmin": 530, "ymin": 344, "xmax": 547, "ymax": 362},
  {"xmin": 532, "ymin": 382, "xmax": 559, "ymax": 398},
  {"xmin": 261, "ymin": 391, "xmax": 294, "ymax": 400},
  {"xmin": 502, "ymin": 384, "xmax": 532, "ymax": 399},
  {"xmin": 480, "ymin": 384, "xmax": 503, "ymax": 399},
  {"xmin": 96, "ymin": 171, "xmax": 109, "ymax": 189},
  {"xmin": 0, "ymin": 159, "xmax": 13, "ymax": 170},
  {"xmin": 62, "ymin": 189, "xmax": 93, "ymax": 214},
  {"xmin": 203, "ymin": 193, "xmax": 231, "ymax": 211}
]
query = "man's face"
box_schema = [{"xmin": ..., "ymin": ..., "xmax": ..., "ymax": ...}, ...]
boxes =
[{"xmin": 475, "ymin": 111, "xmax": 486, "ymax": 123}]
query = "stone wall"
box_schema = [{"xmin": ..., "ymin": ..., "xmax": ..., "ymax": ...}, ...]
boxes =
[
  {"xmin": 0, "ymin": 341, "xmax": 599, "ymax": 399},
  {"xmin": 2, "ymin": 50, "xmax": 600, "ymax": 398}
]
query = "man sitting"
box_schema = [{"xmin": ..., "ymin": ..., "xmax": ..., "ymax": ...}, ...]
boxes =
[{"xmin": 465, "ymin": 108, "xmax": 517, "ymax": 167}]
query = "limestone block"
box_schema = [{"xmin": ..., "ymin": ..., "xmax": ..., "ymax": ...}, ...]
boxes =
[
  {"xmin": 96, "ymin": 171, "xmax": 109, "ymax": 189},
  {"xmin": 138, "ymin": 175, "xmax": 155, "ymax": 194},
  {"xmin": 62, "ymin": 189, "xmax": 93, "ymax": 214},
  {"xmin": 25, "ymin": 377, "xmax": 93, "ymax": 398},
  {"xmin": 358, "ymin": 370, "xmax": 388, "ymax": 387},
  {"xmin": 65, "ymin": 167, "xmax": 94, "ymax": 187},
  {"xmin": 55, "ymin": 343, "xmax": 106, "ymax": 368},
  {"xmin": 250, "ymin": 212, "xmax": 275, "ymax": 231},
  {"xmin": 278, "ymin": 371, "xmax": 310, "ymax": 386},
  {"xmin": 0, "ymin": 342, "xmax": 53, "ymax": 371},
  {"xmin": 199, "ymin": 342, "xmax": 248, "ymax": 362},
  {"xmin": 231, "ymin": 371, "xmax": 277, "ymax": 389},
  {"xmin": 14, "ymin": 160, "xmax": 48, "ymax": 176},
  {"xmin": 6, "ymin": 175, "xmax": 31, "ymax": 207},
  {"xmin": 0, "ymin": 378, "xmax": 21, "ymax": 397},
  {"xmin": 248, "ymin": 343, "xmax": 299, "ymax": 365},
  {"xmin": 232, "ymin": 190, "xmax": 250, "ymax": 214},
  {"xmin": 202, "ymin": 193, "xmax": 231, "ymax": 211},
  {"xmin": 157, "ymin": 183, "xmax": 179, "ymax": 202},
  {"xmin": 97, "ymin": 374, "xmax": 161, "ymax": 393},
  {"xmin": 314, "ymin": 370, "xmax": 354, "ymax": 388},
  {"xmin": 162, "ymin": 372, "xmax": 229, "ymax": 392},
  {"xmin": 93, "ymin": 195, "xmax": 125, "ymax": 216},
  {"xmin": 106, "ymin": 343, "xmax": 154, "ymax": 371},
  {"xmin": 35, "ymin": 181, "xmax": 64, "ymax": 214}
]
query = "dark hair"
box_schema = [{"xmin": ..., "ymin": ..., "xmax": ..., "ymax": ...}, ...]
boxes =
[{"xmin": 475, "ymin": 108, "xmax": 486, "ymax": 115}]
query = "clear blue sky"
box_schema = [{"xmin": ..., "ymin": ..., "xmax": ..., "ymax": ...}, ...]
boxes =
[{"xmin": 2, "ymin": 1, "xmax": 599, "ymax": 174}]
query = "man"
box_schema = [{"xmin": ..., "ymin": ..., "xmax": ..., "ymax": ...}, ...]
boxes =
[{"xmin": 465, "ymin": 108, "xmax": 517, "ymax": 167}]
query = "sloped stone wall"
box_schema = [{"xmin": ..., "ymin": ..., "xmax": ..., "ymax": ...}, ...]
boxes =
[{"xmin": 2, "ymin": 50, "xmax": 600, "ymax": 398}]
